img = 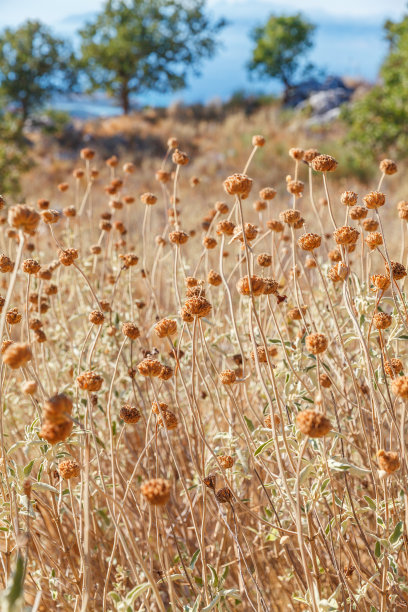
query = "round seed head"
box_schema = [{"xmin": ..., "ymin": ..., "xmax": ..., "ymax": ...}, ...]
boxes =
[
  {"xmin": 377, "ymin": 449, "xmax": 400, "ymax": 473},
  {"xmin": 58, "ymin": 459, "xmax": 80, "ymax": 479},
  {"xmin": 296, "ymin": 409, "xmax": 331, "ymax": 437},
  {"xmin": 141, "ymin": 478, "xmax": 170, "ymax": 506},
  {"xmin": 305, "ymin": 333, "xmax": 328, "ymax": 355},
  {"xmin": 311, "ymin": 154, "xmax": 338, "ymax": 172}
]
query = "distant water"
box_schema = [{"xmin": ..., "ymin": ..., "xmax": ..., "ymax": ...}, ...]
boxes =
[{"xmin": 50, "ymin": 6, "xmax": 391, "ymax": 118}]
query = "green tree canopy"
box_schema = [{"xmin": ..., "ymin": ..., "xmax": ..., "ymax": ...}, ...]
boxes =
[
  {"xmin": 343, "ymin": 13, "xmax": 408, "ymax": 160},
  {"xmin": 0, "ymin": 20, "xmax": 76, "ymax": 129},
  {"xmin": 79, "ymin": 0, "xmax": 225, "ymax": 114},
  {"xmin": 248, "ymin": 13, "xmax": 316, "ymax": 94}
]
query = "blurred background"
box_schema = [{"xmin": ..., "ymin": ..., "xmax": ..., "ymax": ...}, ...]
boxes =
[{"xmin": 0, "ymin": 0, "xmax": 407, "ymax": 195}]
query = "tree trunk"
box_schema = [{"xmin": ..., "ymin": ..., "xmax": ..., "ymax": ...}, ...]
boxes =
[{"xmin": 120, "ymin": 83, "xmax": 130, "ymax": 115}]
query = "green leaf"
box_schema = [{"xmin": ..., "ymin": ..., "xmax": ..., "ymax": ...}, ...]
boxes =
[
  {"xmin": 375, "ymin": 541, "xmax": 381, "ymax": 558},
  {"xmin": 201, "ymin": 594, "xmax": 221, "ymax": 611},
  {"xmin": 254, "ymin": 438, "xmax": 274, "ymax": 457},
  {"xmin": 5, "ymin": 554, "xmax": 25, "ymax": 611},
  {"xmin": 244, "ymin": 415, "xmax": 254, "ymax": 432},
  {"xmin": 23, "ymin": 459, "xmax": 35, "ymax": 477},
  {"xmin": 207, "ymin": 564, "xmax": 218, "ymax": 588},
  {"xmin": 364, "ymin": 495, "xmax": 376, "ymax": 511},
  {"xmin": 390, "ymin": 521, "xmax": 403, "ymax": 544},
  {"xmin": 31, "ymin": 482, "xmax": 58, "ymax": 494},
  {"xmin": 189, "ymin": 549, "xmax": 200, "ymax": 570}
]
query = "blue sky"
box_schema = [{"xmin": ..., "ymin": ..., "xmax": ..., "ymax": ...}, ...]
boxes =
[{"xmin": 1, "ymin": 0, "xmax": 407, "ymax": 110}]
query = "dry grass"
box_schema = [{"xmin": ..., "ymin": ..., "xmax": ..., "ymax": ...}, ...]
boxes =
[{"xmin": 1, "ymin": 126, "xmax": 408, "ymax": 612}]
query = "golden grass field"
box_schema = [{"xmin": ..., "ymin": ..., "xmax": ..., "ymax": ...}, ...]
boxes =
[{"xmin": 1, "ymin": 105, "xmax": 408, "ymax": 611}]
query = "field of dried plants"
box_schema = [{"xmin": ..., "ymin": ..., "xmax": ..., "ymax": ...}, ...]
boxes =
[{"xmin": 1, "ymin": 117, "xmax": 408, "ymax": 612}]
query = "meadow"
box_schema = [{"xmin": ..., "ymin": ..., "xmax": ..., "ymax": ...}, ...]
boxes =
[{"xmin": 1, "ymin": 105, "xmax": 408, "ymax": 611}]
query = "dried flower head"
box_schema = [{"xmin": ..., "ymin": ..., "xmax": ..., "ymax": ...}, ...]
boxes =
[
  {"xmin": 379, "ymin": 159, "xmax": 397, "ymax": 175},
  {"xmin": 286, "ymin": 179, "xmax": 304, "ymax": 197},
  {"xmin": 172, "ymin": 149, "xmax": 189, "ymax": 165},
  {"xmin": 141, "ymin": 478, "xmax": 170, "ymax": 506},
  {"xmin": 250, "ymin": 345, "xmax": 277, "ymax": 363},
  {"xmin": 257, "ymin": 253, "xmax": 272, "ymax": 267},
  {"xmin": 362, "ymin": 218, "xmax": 378, "ymax": 231},
  {"xmin": 89, "ymin": 310, "xmax": 105, "ymax": 325},
  {"xmin": 159, "ymin": 365, "xmax": 173, "ymax": 380},
  {"xmin": 2, "ymin": 342, "xmax": 32, "ymax": 369},
  {"xmin": 122, "ymin": 322, "xmax": 140, "ymax": 340},
  {"xmin": 169, "ymin": 231, "xmax": 189, "ymax": 245},
  {"xmin": 216, "ymin": 220, "xmax": 235, "ymax": 236},
  {"xmin": 297, "ymin": 233, "xmax": 321, "ymax": 251},
  {"xmin": 22, "ymin": 259, "xmax": 41, "ymax": 274},
  {"xmin": 120, "ymin": 404, "xmax": 141, "ymax": 424},
  {"xmin": 311, "ymin": 154, "xmax": 338, "ymax": 172},
  {"xmin": 203, "ymin": 236, "xmax": 217, "ymax": 249},
  {"xmin": 350, "ymin": 206, "xmax": 368, "ymax": 221},
  {"xmin": 287, "ymin": 306, "xmax": 307, "ymax": 321},
  {"xmin": 341, "ymin": 191, "xmax": 358, "ymax": 206},
  {"xmin": 264, "ymin": 413, "xmax": 281, "ymax": 428},
  {"xmin": 157, "ymin": 410, "xmax": 178, "ymax": 430},
  {"xmin": 223, "ymin": 174, "xmax": 253, "ymax": 199},
  {"xmin": 386, "ymin": 260, "xmax": 407, "ymax": 280},
  {"xmin": 384, "ymin": 358, "xmax": 403, "ymax": 378},
  {"xmin": 215, "ymin": 487, "xmax": 235, "ymax": 503},
  {"xmin": 219, "ymin": 369, "xmax": 237, "ymax": 385},
  {"xmin": 138, "ymin": 358, "xmax": 163, "ymax": 377},
  {"xmin": 280, "ymin": 209, "xmax": 301, "ymax": 225},
  {"xmin": 289, "ymin": 147, "xmax": 304, "ymax": 160},
  {"xmin": 155, "ymin": 318, "xmax": 177, "ymax": 338},
  {"xmin": 377, "ymin": 449, "xmax": 400, "ymax": 473},
  {"xmin": 303, "ymin": 148, "xmax": 320, "ymax": 163},
  {"xmin": 8, "ymin": 205, "xmax": 40, "ymax": 234},
  {"xmin": 266, "ymin": 219, "xmax": 284, "ymax": 232},
  {"xmin": 207, "ymin": 269, "xmax": 222, "ymax": 286},
  {"xmin": 252, "ymin": 135, "xmax": 265, "ymax": 147},
  {"xmin": 333, "ymin": 226, "xmax": 359, "ymax": 246},
  {"xmin": 140, "ymin": 193, "xmax": 157, "ymax": 205},
  {"xmin": 365, "ymin": 232, "xmax": 383, "ymax": 249},
  {"xmin": 391, "ymin": 375, "xmax": 408, "ymax": 398},
  {"xmin": 58, "ymin": 459, "xmax": 80, "ymax": 479},
  {"xmin": 41, "ymin": 209, "xmax": 60, "ymax": 224},
  {"xmin": 259, "ymin": 187, "xmax": 276, "ymax": 200},
  {"xmin": 22, "ymin": 380, "xmax": 37, "ymax": 395},
  {"xmin": 371, "ymin": 274, "xmax": 390, "ymax": 291},
  {"xmin": 236, "ymin": 275, "xmax": 264, "ymax": 296},
  {"xmin": 184, "ymin": 296, "xmax": 212, "ymax": 318},
  {"xmin": 373, "ymin": 312, "xmax": 392, "ymax": 330},
  {"xmin": 363, "ymin": 191, "xmax": 385, "ymax": 209},
  {"xmin": 296, "ymin": 410, "xmax": 331, "ymax": 437},
  {"xmin": 77, "ymin": 371, "xmax": 103, "ymax": 392},
  {"xmin": 58, "ymin": 248, "xmax": 78, "ymax": 267},
  {"xmin": 218, "ymin": 455, "xmax": 234, "ymax": 469},
  {"xmin": 305, "ymin": 333, "xmax": 328, "ymax": 355}
]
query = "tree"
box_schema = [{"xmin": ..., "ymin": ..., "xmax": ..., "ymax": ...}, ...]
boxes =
[
  {"xmin": 0, "ymin": 21, "xmax": 76, "ymax": 130},
  {"xmin": 248, "ymin": 14, "xmax": 315, "ymax": 97},
  {"xmin": 79, "ymin": 0, "xmax": 225, "ymax": 114},
  {"xmin": 343, "ymin": 13, "xmax": 408, "ymax": 160}
]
